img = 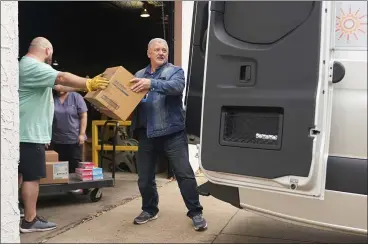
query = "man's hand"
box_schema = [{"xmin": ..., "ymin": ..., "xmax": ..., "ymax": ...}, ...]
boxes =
[
  {"xmin": 78, "ymin": 134, "xmax": 86, "ymax": 145},
  {"xmin": 130, "ymin": 78, "xmax": 151, "ymax": 93},
  {"xmin": 45, "ymin": 143, "xmax": 50, "ymax": 150},
  {"xmin": 86, "ymin": 75, "xmax": 110, "ymax": 92}
]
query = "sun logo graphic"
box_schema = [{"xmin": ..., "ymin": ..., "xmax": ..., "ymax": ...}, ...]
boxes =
[{"xmin": 335, "ymin": 3, "xmax": 367, "ymax": 43}]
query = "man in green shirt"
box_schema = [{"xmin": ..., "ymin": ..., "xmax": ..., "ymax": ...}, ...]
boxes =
[{"xmin": 18, "ymin": 37, "xmax": 108, "ymax": 233}]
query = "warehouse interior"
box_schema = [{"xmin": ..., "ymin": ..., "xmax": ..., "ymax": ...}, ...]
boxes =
[
  {"xmin": 18, "ymin": 1, "xmax": 175, "ymax": 172},
  {"xmin": 19, "ymin": 0, "xmax": 174, "ymax": 132}
]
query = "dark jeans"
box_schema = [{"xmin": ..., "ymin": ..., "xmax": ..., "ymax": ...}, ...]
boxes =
[
  {"xmin": 51, "ymin": 143, "xmax": 82, "ymax": 173},
  {"xmin": 167, "ymin": 161, "xmax": 175, "ymax": 178},
  {"xmin": 136, "ymin": 129, "xmax": 203, "ymax": 218}
]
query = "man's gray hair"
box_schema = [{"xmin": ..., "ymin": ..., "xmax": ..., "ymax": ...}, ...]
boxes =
[{"xmin": 148, "ymin": 38, "xmax": 168, "ymax": 50}]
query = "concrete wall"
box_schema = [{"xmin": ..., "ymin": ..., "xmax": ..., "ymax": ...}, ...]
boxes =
[{"xmin": 1, "ymin": 1, "xmax": 20, "ymax": 243}]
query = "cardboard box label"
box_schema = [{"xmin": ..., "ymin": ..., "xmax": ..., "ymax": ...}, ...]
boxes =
[
  {"xmin": 53, "ymin": 163, "xmax": 69, "ymax": 179},
  {"xmin": 112, "ymin": 80, "xmax": 129, "ymax": 96},
  {"xmin": 101, "ymin": 95, "xmax": 119, "ymax": 110}
]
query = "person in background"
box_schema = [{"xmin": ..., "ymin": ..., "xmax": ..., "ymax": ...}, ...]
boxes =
[
  {"xmin": 51, "ymin": 90, "xmax": 88, "ymax": 174},
  {"xmin": 18, "ymin": 36, "xmax": 109, "ymax": 233},
  {"xmin": 129, "ymin": 38, "xmax": 207, "ymax": 231}
]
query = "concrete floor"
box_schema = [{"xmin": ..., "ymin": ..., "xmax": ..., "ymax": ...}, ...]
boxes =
[
  {"xmin": 21, "ymin": 172, "xmax": 171, "ymax": 243},
  {"xmin": 21, "ymin": 173, "xmax": 367, "ymax": 244}
]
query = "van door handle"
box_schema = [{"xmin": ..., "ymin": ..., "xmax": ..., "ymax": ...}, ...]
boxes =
[
  {"xmin": 332, "ymin": 61, "xmax": 345, "ymax": 84},
  {"xmin": 240, "ymin": 65, "xmax": 251, "ymax": 82}
]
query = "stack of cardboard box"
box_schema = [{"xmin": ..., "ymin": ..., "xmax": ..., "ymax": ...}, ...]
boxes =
[
  {"xmin": 39, "ymin": 155, "xmax": 103, "ymax": 183},
  {"xmin": 40, "ymin": 151, "xmax": 69, "ymax": 185},
  {"xmin": 76, "ymin": 162, "xmax": 104, "ymax": 181},
  {"xmin": 75, "ymin": 162, "xmax": 94, "ymax": 181}
]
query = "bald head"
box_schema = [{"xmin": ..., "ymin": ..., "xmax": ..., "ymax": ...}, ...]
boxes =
[
  {"xmin": 29, "ymin": 37, "xmax": 53, "ymax": 52},
  {"xmin": 27, "ymin": 37, "xmax": 54, "ymax": 65}
]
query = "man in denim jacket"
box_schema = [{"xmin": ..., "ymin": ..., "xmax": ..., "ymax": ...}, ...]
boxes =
[{"xmin": 130, "ymin": 38, "xmax": 207, "ymax": 231}]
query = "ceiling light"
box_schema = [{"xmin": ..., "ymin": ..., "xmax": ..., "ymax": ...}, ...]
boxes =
[
  {"xmin": 52, "ymin": 60, "xmax": 59, "ymax": 66},
  {"xmin": 140, "ymin": 8, "xmax": 150, "ymax": 18}
]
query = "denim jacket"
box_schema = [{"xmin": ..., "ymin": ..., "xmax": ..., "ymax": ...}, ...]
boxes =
[{"xmin": 130, "ymin": 62, "xmax": 186, "ymax": 138}]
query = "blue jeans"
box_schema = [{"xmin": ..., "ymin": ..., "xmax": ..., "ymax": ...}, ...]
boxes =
[{"xmin": 136, "ymin": 129, "xmax": 203, "ymax": 218}]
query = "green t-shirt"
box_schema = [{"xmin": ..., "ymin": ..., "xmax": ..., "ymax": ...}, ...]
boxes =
[{"xmin": 19, "ymin": 56, "xmax": 59, "ymax": 144}]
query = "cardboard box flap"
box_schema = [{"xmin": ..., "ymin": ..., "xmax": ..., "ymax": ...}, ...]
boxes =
[{"xmin": 101, "ymin": 66, "xmax": 120, "ymax": 80}]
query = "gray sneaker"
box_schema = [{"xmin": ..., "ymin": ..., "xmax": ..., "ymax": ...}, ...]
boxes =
[
  {"xmin": 20, "ymin": 216, "xmax": 56, "ymax": 233},
  {"xmin": 133, "ymin": 211, "xmax": 158, "ymax": 225},
  {"xmin": 192, "ymin": 214, "xmax": 207, "ymax": 231}
]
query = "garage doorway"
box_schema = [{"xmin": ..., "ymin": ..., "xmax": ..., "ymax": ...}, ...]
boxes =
[{"xmin": 18, "ymin": 1, "xmax": 176, "ymax": 136}]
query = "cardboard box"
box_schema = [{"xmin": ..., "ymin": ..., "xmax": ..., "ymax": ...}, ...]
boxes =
[
  {"xmin": 75, "ymin": 168, "xmax": 93, "ymax": 176},
  {"xmin": 84, "ymin": 66, "xmax": 147, "ymax": 121},
  {"xmin": 92, "ymin": 167, "xmax": 103, "ymax": 175},
  {"xmin": 45, "ymin": 150, "xmax": 58, "ymax": 162},
  {"xmin": 78, "ymin": 162, "xmax": 94, "ymax": 169},
  {"xmin": 93, "ymin": 174, "xmax": 104, "ymax": 180},
  {"xmin": 40, "ymin": 162, "xmax": 69, "ymax": 185},
  {"xmin": 76, "ymin": 174, "xmax": 93, "ymax": 181}
]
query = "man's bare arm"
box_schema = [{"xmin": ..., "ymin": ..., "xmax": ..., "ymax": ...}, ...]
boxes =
[
  {"xmin": 54, "ymin": 84, "xmax": 83, "ymax": 92},
  {"xmin": 55, "ymin": 72, "xmax": 110, "ymax": 92},
  {"xmin": 55, "ymin": 72, "xmax": 87, "ymax": 90}
]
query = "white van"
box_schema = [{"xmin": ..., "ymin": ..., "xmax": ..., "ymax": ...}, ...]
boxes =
[{"xmin": 184, "ymin": 1, "xmax": 367, "ymax": 235}]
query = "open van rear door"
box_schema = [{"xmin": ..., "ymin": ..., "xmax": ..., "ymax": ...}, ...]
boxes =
[
  {"xmin": 199, "ymin": 1, "xmax": 334, "ymax": 199},
  {"xmin": 185, "ymin": 2, "xmax": 209, "ymax": 138}
]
